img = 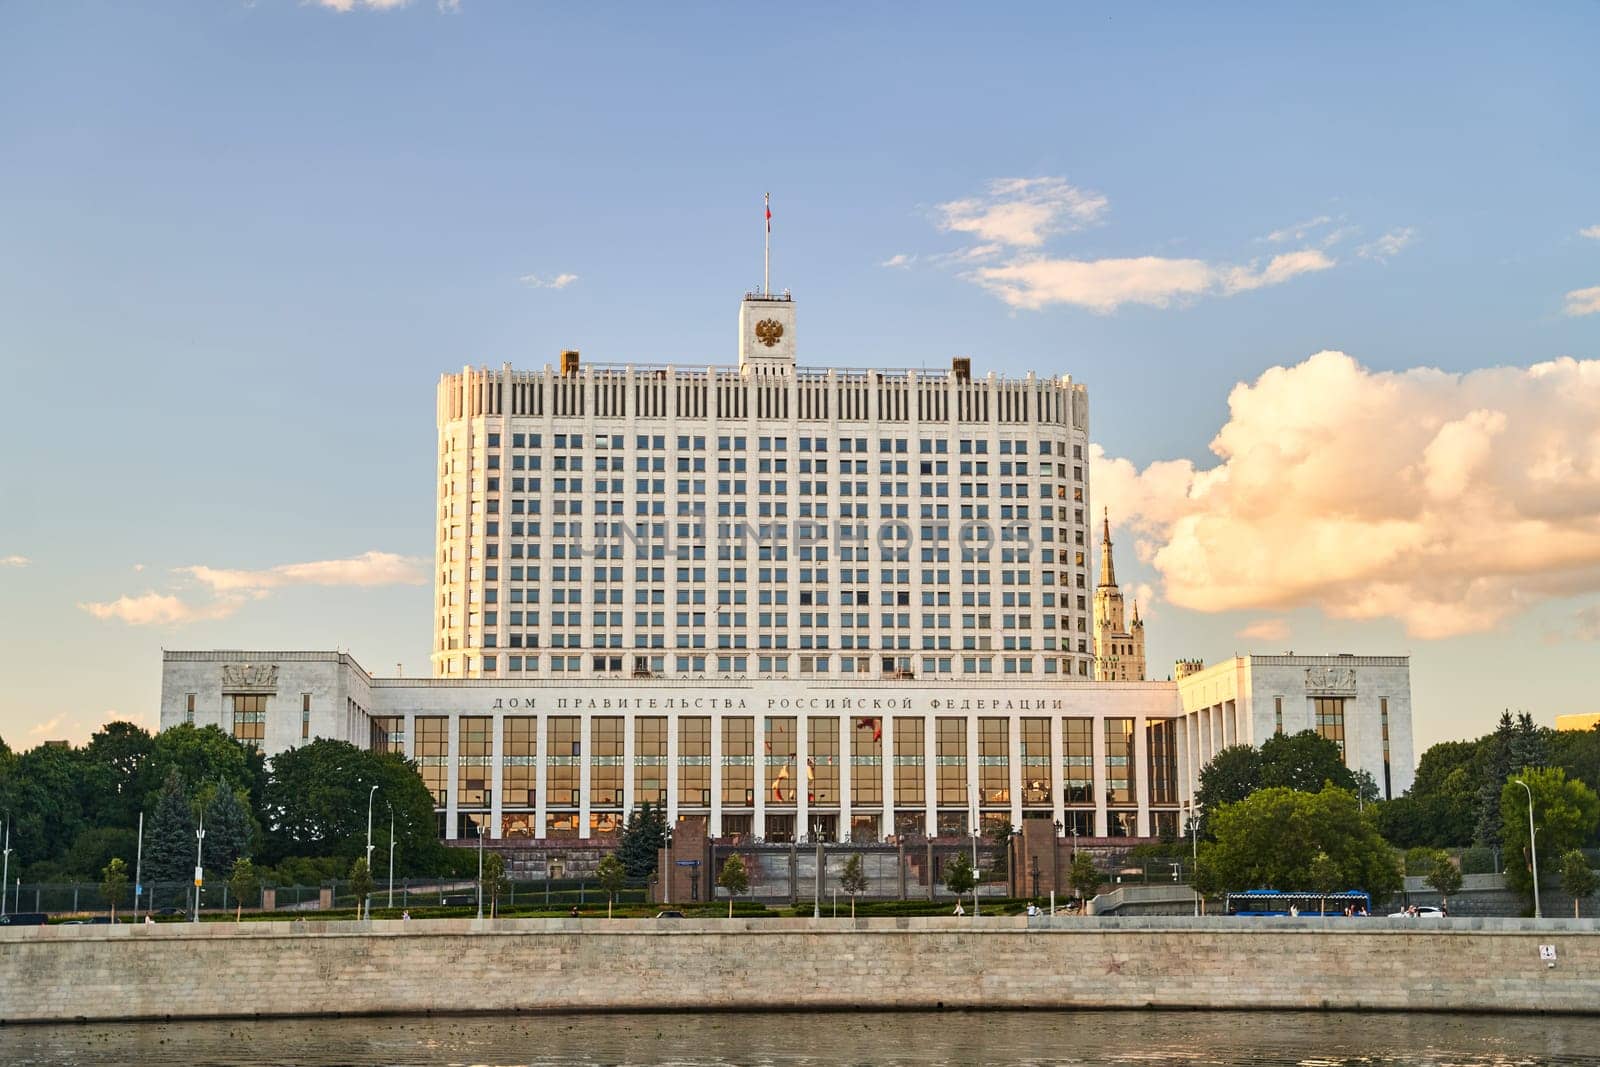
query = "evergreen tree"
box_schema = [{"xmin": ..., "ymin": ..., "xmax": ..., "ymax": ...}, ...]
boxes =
[
  {"xmin": 1474, "ymin": 711, "xmax": 1515, "ymax": 848},
  {"xmin": 201, "ymin": 781, "xmax": 254, "ymax": 873},
  {"xmin": 617, "ymin": 801, "xmax": 667, "ymax": 879},
  {"xmin": 145, "ymin": 769, "xmax": 196, "ymax": 904},
  {"xmin": 1509, "ymin": 712, "xmax": 1550, "ymax": 774}
]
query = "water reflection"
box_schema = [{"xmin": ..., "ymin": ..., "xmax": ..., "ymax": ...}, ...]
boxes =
[{"xmin": 2, "ymin": 1010, "xmax": 1597, "ymax": 1067}]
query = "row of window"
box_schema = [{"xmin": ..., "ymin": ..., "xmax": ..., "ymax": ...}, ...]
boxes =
[{"xmin": 467, "ymin": 433, "xmax": 1084, "ymax": 457}]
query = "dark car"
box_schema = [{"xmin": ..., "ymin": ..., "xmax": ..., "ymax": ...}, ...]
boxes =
[
  {"xmin": 153, "ymin": 907, "xmax": 185, "ymax": 917},
  {"xmin": 0, "ymin": 913, "xmax": 49, "ymax": 926}
]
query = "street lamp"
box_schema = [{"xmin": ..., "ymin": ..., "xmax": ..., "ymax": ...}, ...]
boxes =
[
  {"xmin": 386, "ymin": 802, "xmax": 396, "ymax": 911},
  {"xmin": 364, "ymin": 785, "xmax": 379, "ymax": 920},
  {"xmin": 969, "ymin": 806, "xmax": 980, "ymax": 919},
  {"xmin": 192, "ymin": 814, "xmax": 206, "ymax": 923},
  {"xmin": 812, "ymin": 819, "xmax": 824, "ymax": 919},
  {"xmin": 476, "ymin": 822, "xmax": 486, "ymax": 920},
  {"xmin": 1, "ymin": 816, "xmax": 11, "ymax": 918},
  {"xmin": 1512, "ymin": 778, "xmax": 1541, "ymax": 919},
  {"xmin": 1186, "ymin": 803, "xmax": 1200, "ymax": 917}
]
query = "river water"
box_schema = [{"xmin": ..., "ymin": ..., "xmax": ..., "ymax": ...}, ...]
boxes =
[{"xmin": 2, "ymin": 1010, "xmax": 1597, "ymax": 1066}]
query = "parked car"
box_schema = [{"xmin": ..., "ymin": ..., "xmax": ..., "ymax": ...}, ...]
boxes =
[
  {"xmin": 0, "ymin": 912, "xmax": 49, "ymax": 926},
  {"xmin": 655, "ymin": 910, "xmax": 685, "ymax": 918},
  {"xmin": 1388, "ymin": 905, "xmax": 1444, "ymax": 918}
]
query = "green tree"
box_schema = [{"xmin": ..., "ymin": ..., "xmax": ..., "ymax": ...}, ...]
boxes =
[
  {"xmin": 144, "ymin": 769, "xmax": 197, "ymax": 906},
  {"xmin": 3, "ymin": 742, "xmax": 88, "ymax": 868},
  {"xmin": 228, "ymin": 857, "xmax": 260, "ymax": 921},
  {"xmin": 1068, "ymin": 851, "xmax": 1101, "ymax": 904},
  {"xmin": 1194, "ymin": 745, "xmax": 1263, "ymax": 835},
  {"xmin": 61, "ymin": 827, "xmax": 139, "ymax": 880},
  {"xmin": 1258, "ymin": 730, "xmax": 1356, "ymax": 794},
  {"xmin": 1352, "ymin": 769, "xmax": 1381, "ymax": 808},
  {"xmin": 1500, "ymin": 767, "xmax": 1600, "ymax": 908},
  {"xmin": 482, "ymin": 853, "xmax": 509, "ymax": 917},
  {"xmin": 258, "ymin": 739, "xmax": 443, "ymax": 872},
  {"xmin": 1425, "ymin": 852, "xmax": 1463, "ymax": 911},
  {"xmin": 146, "ymin": 724, "xmax": 266, "ymax": 818},
  {"xmin": 616, "ymin": 801, "xmax": 667, "ymax": 879},
  {"xmin": 1197, "ymin": 784, "xmax": 1403, "ymax": 906},
  {"xmin": 100, "ymin": 857, "xmax": 129, "ymax": 923},
  {"xmin": 838, "ymin": 852, "xmax": 868, "ymax": 917},
  {"xmin": 1559, "ymin": 849, "xmax": 1597, "ymax": 918},
  {"xmin": 1508, "ymin": 712, "xmax": 1551, "ymax": 776},
  {"xmin": 80, "ymin": 721, "xmax": 154, "ymax": 829},
  {"xmin": 594, "ymin": 853, "xmax": 626, "ymax": 918},
  {"xmin": 1307, "ymin": 851, "xmax": 1342, "ymax": 915},
  {"xmin": 202, "ymin": 781, "xmax": 255, "ymax": 873},
  {"xmin": 716, "ymin": 854, "xmax": 749, "ymax": 917},
  {"xmin": 944, "ymin": 852, "xmax": 977, "ymax": 911},
  {"xmin": 1475, "ymin": 712, "xmax": 1516, "ymax": 848},
  {"xmin": 348, "ymin": 857, "xmax": 374, "ymax": 918}
]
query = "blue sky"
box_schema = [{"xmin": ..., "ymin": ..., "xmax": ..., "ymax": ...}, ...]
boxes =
[{"xmin": 1, "ymin": 2, "xmax": 1597, "ymax": 754}]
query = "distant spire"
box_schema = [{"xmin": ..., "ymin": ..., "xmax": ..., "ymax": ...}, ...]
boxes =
[
  {"xmin": 1131, "ymin": 600, "xmax": 1142, "ymax": 626},
  {"xmin": 1098, "ymin": 508, "xmax": 1117, "ymax": 588}
]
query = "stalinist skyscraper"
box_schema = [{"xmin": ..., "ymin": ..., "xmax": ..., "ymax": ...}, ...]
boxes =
[{"xmin": 1093, "ymin": 510, "xmax": 1145, "ymax": 681}]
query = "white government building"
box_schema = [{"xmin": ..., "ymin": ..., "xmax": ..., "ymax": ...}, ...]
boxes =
[{"xmin": 158, "ymin": 278, "xmax": 1416, "ymax": 843}]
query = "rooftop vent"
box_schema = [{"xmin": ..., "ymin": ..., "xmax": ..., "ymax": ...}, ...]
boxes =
[
  {"xmin": 561, "ymin": 349, "xmax": 581, "ymax": 375},
  {"xmin": 952, "ymin": 357, "xmax": 972, "ymax": 381}
]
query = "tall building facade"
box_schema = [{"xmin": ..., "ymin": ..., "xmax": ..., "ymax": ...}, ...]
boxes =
[
  {"xmin": 1093, "ymin": 512, "xmax": 1145, "ymax": 681},
  {"xmin": 432, "ymin": 291, "xmax": 1096, "ymax": 684}
]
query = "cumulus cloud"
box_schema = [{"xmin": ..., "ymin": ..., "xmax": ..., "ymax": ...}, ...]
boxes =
[
  {"xmin": 1092, "ymin": 351, "xmax": 1600, "ymax": 639},
  {"xmin": 881, "ymin": 253, "xmax": 915, "ymax": 269},
  {"xmin": 309, "ymin": 0, "xmax": 412, "ymax": 11},
  {"xmin": 1263, "ymin": 216, "xmax": 1333, "ymax": 243},
  {"xmin": 1237, "ymin": 618, "xmax": 1290, "ymax": 643},
  {"xmin": 1, "ymin": 555, "xmax": 29, "ymax": 567},
  {"xmin": 81, "ymin": 592, "xmax": 240, "ymax": 626},
  {"xmin": 519, "ymin": 272, "xmax": 578, "ymax": 290},
  {"xmin": 972, "ymin": 248, "xmax": 1333, "ymax": 313},
  {"xmin": 936, "ymin": 177, "xmax": 1107, "ymax": 248},
  {"xmin": 1579, "ymin": 225, "xmax": 1600, "ymax": 240},
  {"xmin": 1358, "ymin": 227, "xmax": 1417, "ymax": 262},
  {"xmin": 83, "ymin": 551, "xmax": 425, "ymax": 627},
  {"xmin": 1565, "ymin": 286, "xmax": 1600, "ymax": 317}
]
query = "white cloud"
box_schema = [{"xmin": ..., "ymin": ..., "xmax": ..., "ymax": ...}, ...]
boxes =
[
  {"xmin": 880, "ymin": 253, "xmax": 915, "ymax": 269},
  {"xmin": 0, "ymin": 555, "xmax": 29, "ymax": 567},
  {"xmin": 1579, "ymin": 225, "xmax": 1600, "ymax": 240},
  {"xmin": 971, "ymin": 248, "xmax": 1333, "ymax": 313},
  {"xmin": 179, "ymin": 550, "xmax": 426, "ymax": 594},
  {"xmin": 519, "ymin": 272, "xmax": 579, "ymax": 290},
  {"xmin": 438, "ymin": 0, "xmax": 461, "ymax": 9},
  {"xmin": 83, "ymin": 550, "xmax": 424, "ymax": 627},
  {"xmin": 936, "ymin": 177, "xmax": 1107, "ymax": 249},
  {"xmin": 1093, "ymin": 351, "xmax": 1600, "ymax": 639},
  {"xmin": 1237, "ymin": 618, "xmax": 1290, "ymax": 643},
  {"xmin": 81, "ymin": 592, "xmax": 240, "ymax": 627},
  {"xmin": 1264, "ymin": 216, "xmax": 1333, "ymax": 243},
  {"xmin": 1357, "ymin": 227, "xmax": 1417, "ymax": 262},
  {"xmin": 1575, "ymin": 605, "xmax": 1600, "ymax": 641},
  {"xmin": 309, "ymin": 0, "xmax": 412, "ymax": 11},
  {"xmin": 1565, "ymin": 286, "xmax": 1600, "ymax": 317}
]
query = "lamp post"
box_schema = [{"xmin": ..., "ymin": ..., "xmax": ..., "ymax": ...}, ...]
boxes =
[
  {"xmin": 364, "ymin": 785, "xmax": 379, "ymax": 920},
  {"xmin": 1, "ymin": 817, "xmax": 11, "ymax": 918},
  {"xmin": 969, "ymin": 807, "xmax": 980, "ymax": 919},
  {"xmin": 1513, "ymin": 778, "xmax": 1541, "ymax": 919},
  {"xmin": 812, "ymin": 819, "xmax": 823, "ymax": 919},
  {"xmin": 476, "ymin": 823, "xmax": 485, "ymax": 920},
  {"xmin": 133, "ymin": 812, "xmax": 144, "ymax": 922},
  {"xmin": 1187, "ymin": 804, "xmax": 1200, "ymax": 917},
  {"xmin": 192, "ymin": 814, "xmax": 206, "ymax": 923}
]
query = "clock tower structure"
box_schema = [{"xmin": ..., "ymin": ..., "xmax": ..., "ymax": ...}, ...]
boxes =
[{"xmin": 739, "ymin": 191, "xmax": 796, "ymax": 374}]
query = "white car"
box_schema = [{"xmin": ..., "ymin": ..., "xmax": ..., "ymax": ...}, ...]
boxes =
[{"xmin": 1388, "ymin": 906, "xmax": 1444, "ymax": 918}]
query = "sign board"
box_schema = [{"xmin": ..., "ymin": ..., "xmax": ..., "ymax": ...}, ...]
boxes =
[
  {"xmin": 675, "ymin": 860, "xmax": 700, "ymax": 867},
  {"xmin": 135, "ymin": 884, "xmax": 142, "ymax": 897},
  {"xmin": 1540, "ymin": 944, "xmax": 1557, "ymax": 961},
  {"xmin": 194, "ymin": 866, "xmax": 204, "ymax": 887}
]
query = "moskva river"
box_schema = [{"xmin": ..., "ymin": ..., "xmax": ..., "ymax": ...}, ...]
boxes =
[{"xmin": 3, "ymin": 1009, "xmax": 1599, "ymax": 1066}]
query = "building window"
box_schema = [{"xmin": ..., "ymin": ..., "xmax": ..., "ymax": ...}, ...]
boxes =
[
  {"xmin": 634, "ymin": 717, "xmax": 667, "ymax": 805},
  {"xmin": 502, "ymin": 717, "xmax": 536, "ymax": 809},
  {"xmin": 1021, "ymin": 718, "xmax": 1051, "ymax": 807},
  {"xmin": 1146, "ymin": 719, "xmax": 1177, "ymax": 807},
  {"xmin": 851, "ymin": 716, "xmax": 883, "ymax": 807},
  {"xmin": 547, "ymin": 716, "xmax": 581, "ymax": 808},
  {"xmin": 371, "ymin": 715, "xmax": 405, "ymax": 755},
  {"xmin": 678, "ymin": 716, "xmax": 711, "ymax": 807},
  {"xmin": 1380, "ymin": 697, "xmax": 1392, "ymax": 800},
  {"xmin": 766, "ymin": 716, "xmax": 797, "ymax": 807},
  {"xmin": 808, "ymin": 716, "xmax": 840, "ymax": 805},
  {"xmin": 722, "ymin": 717, "xmax": 754, "ymax": 807},
  {"xmin": 457, "ymin": 716, "xmax": 491, "ymax": 808},
  {"xmin": 893, "ymin": 716, "xmax": 925, "ymax": 807},
  {"xmin": 229, "ymin": 694, "xmax": 266, "ymax": 747},
  {"xmin": 978, "ymin": 718, "xmax": 1009, "ymax": 807},
  {"xmin": 592, "ymin": 716, "xmax": 624, "ymax": 809},
  {"xmin": 935, "ymin": 717, "xmax": 967, "ymax": 808},
  {"xmin": 1315, "ymin": 697, "xmax": 1346, "ymax": 759},
  {"xmin": 414, "ymin": 716, "xmax": 448, "ymax": 806},
  {"xmin": 1104, "ymin": 718, "xmax": 1134, "ymax": 806},
  {"xmin": 1274, "ymin": 696, "xmax": 1283, "ymax": 735},
  {"xmin": 185, "ymin": 693, "xmax": 196, "ymax": 726},
  {"xmin": 301, "ymin": 694, "xmax": 311, "ymax": 740},
  {"xmin": 1062, "ymin": 718, "xmax": 1093, "ymax": 805}
]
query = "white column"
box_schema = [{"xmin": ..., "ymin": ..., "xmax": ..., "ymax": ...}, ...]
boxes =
[
  {"xmin": 923, "ymin": 714, "xmax": 938, "ymax": 838},
  {"xmin": 880, "ymin": 713, "xmax": 895, "ymax": 842},
  {"xmin": 622, "ymin": 713, "xmax": 636, "ymax": 816},
  {"xmin": 965, "ymin": 715, "xmax": 980, "ymax": 835},
  {"xmin": 578, "ymin": 712, "xmax": 592, "ymax": 840},
  {"xmin": 445, "ymin": 714, "xmax": 460, "ymax": 840},
  {"xmin": 838, "ymin": 712, "xmax": 852, "ymax": 841},
  {"xmin": 665, "ymin": 714, "xmax": 680, "ymax": 827},
  {"xmin": 710, "ymin": 712, "xmax": 723, "ymax": 838},
  {"xmin": 796, "ymin": 714, "xmax": 810, "ymax": 838},
  {"xmin": 753, "ymin": 713, "xmax": 767, "ymax": 839},
  {"xmin": 1007, "ymin": 715, "xmax": 1023, "ymax": 831},
  {"xmin": 1050, "ymin": 714, "xmax": 1065, "ymax": 831},
  {"xmin": 490, "ymin": 713, "xmax": 504, "ymax": 840},
  {"xmin": 1133, "ymin": 716, "xmax": 1150, "ymax": 837},
  {"xmin": 534, "ymin": 713, "xmax": 547, "ymax": 839},
  {"xmin": 1174, "ymin": 712, "xmax": 1190, "ymax": 807},
  {"xmin": 1091, "ymin": 715, "xmax": 1107, "ymax": 837}
]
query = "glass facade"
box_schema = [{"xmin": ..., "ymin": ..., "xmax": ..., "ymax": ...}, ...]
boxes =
[
  {"xmin": 893, "ymin": 716, "xmax": 925, "ymax": 807},
  {"xmin": 1062, "ymin": 718, "xmax": 1093, "ymax": 806},
  {"xmin": 457, "ymin": 715, "xmax": 491, "ymax": 808},
  {"xmin": 591, "ymin": 715, "xmax": 623, "ymax": 810},
  {"xmin": 851, "ymin": 716, "xmax": 883, "ymax": 807},
  {"xmin": 808, "ymin": 716, "xmax": 839, "ymax": 805},
  {"xmin": 502, "ymin": 716, "xmax": 536, "ymax": 808},
  {"xmin": 722, "ymin": 716, "xmax": 754, "ymax": 807},
  {"xmin": 635, "ymin": 716, "xmax": 666, "ymax": 805},
  {"xmin": 678, "ymin": 716, "xmax": 711, "ymax": 807},
  {"xmin": 1146, "ymin": 719, "xmax": 1177, "ymax": 807},
  {"xmin": 1104, "ymin": 718, "xmax": 1134, "ymax": 805},
  {"xmin": 935, "ymin": 717, "xmax": 967, "ymax": 807},
  {"xmin": 230, "ymin": 694, "xmax": 265, "ymax": 746},
  {"xmin": 765, "ymin": 716, "xmax": 797, "ymax": 806},
  {"xmin": 1021, "ymin": 717, "xmax": 1051, "ymax": 808},
  {"xmin": 547, "ymin": 716, "xmax": 581, "ymax": 808},
  {"xmin": 414, "ymin": 716, "xmax": 448, "ymax": 805},
  {"xmin": 1315, "ymin": 697, "xmax": 1346, "ymax": 758},
  {"xmin": 978, "ymin": 718, "xmax": 1009, "ymax": 807}
]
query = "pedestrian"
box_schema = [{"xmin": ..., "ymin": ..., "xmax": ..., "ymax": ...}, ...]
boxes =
[
  {"xmin": 143, "ymin": 914, "xmax": 154, "ymax": 926},
  {"xmin": 401, "ymin": 909, "xmax": 411, "ymax": 921},
  {"xmin": 1289, "ymin": 904, "xmax": 1299, "ymax": 917},
  {"xmin": 570, "ymin": 905, "xmax": 580, "ymax": 917},
  {"xmin": 953, "ymin": 901, "xmax": 965, "ymax": 916}
]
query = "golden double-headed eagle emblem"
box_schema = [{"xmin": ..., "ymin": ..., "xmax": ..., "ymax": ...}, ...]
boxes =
[{"xmin": 755, "ymin": 319, "xmax": 784, "ymax": 347}]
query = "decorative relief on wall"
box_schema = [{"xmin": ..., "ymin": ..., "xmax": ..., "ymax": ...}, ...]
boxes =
[
  {"xmin": 221, "ymin": 664, "xmax": 279, "ymax": 691},
  {"xmin": 1305, "ymin": 667, "xmax": 1356, "ymax": 695}
]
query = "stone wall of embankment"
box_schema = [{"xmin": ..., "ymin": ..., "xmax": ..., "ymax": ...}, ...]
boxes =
[{"xmin": 2, "ymin": 915, "xmax": 1598, "ymax": 1023}]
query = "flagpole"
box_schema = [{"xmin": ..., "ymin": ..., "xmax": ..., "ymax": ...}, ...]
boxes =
[{"xmin": 764, "ymin": 192, "xmax": 771, "ymax": 297}]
